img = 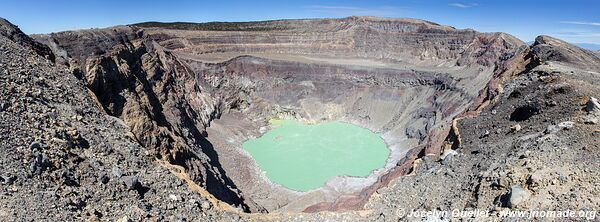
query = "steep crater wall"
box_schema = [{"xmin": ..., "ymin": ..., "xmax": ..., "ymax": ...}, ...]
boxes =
[{"xmin": 34, "ymin": 17, "xmax": 528, "ymax": 213}]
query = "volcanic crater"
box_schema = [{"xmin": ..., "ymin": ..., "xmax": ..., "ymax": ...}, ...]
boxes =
[{"xmin": 30, "ymin": 16, "xmax": 529, "ymax": 213}]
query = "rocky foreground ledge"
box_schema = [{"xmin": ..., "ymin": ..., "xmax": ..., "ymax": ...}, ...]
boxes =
[{"xmin": 1, "ymin": 17, "xmax": 599, "ymax": 221}]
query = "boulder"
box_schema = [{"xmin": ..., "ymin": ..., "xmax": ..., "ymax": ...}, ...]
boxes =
[
  {"xmin": 510, "ymin": 124, "xmax": 522, "ymax": 132},
  {"xmin": 508, "ymin": 185, "xmax": 531, "ymax": 208},
  {"xmin": 0, "ymin": 102, "xmax": 8, "ymax": 111},
  {"xmin": 111, "ymin": 166, "xmax": 122, "ymax": 178},
  {"xmin": 116, "ymin": 216, "xmax": 132, "ymax": 222},
  {"xmin": 557, "ymin": 121, "xmax": 575, "ymax": 130},
  {"xmin": 121, "ymin": 175, "xmax": 139, "ymax": 190},
  {"xmin": 583, "ymin": 115, "xmax": 598, "ymax": 124},
  {"xmin": 28, "ymin": 153, "xmax": 50, "ymax": 174},
  {"xmin": 586, "ymin": 97, "xmax": 600, "ymax": 113},
  {"xmin": 201, "ymin": 201, "xmax": 212, "ymax": 210}
]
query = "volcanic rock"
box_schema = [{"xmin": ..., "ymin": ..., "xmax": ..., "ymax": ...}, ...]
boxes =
[
  {"xmin": 508, "ymin": 185, "xmax": 531, "ymax": 208},
  {"xmin": 586, "ymin": 97, "xmax": 600, "ymax": 113},
  {"xmin": 0, "ymin": 15, "xmax": 599, "ymax": 221}
]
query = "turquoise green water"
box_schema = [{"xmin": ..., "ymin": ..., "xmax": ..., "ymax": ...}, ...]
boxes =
[{"xmin": 243, "ymin": 119, "xmax": 389, "ymax": 192}]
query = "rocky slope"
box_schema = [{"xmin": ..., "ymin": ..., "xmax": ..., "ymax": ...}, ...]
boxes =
[
  {"xmin": 362, "ymin": 35, "xmax": 600, "ymax": 221},
  {"xmin": 0, "ymin": 18, "xmax": 241, "ymax": 221},
  {"xmin": 1, "ymin": 16, "xmax": 598, "ymax": 221}
]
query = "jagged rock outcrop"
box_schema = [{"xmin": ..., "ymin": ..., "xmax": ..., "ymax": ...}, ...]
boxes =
[
  {"xmin": 37, "ymin": 26, "xmax": 269, "ymax": 212},
  {"xmin": 529, "ymin": 35, "xmax": 600, "ymax": 70},
  {"xmin": 72, "ymin": 36, "xmax": 262, "ymax": 212},
  {"xmin": 0, "ymin": 18, "xmax": 54, "ymax": 61}
]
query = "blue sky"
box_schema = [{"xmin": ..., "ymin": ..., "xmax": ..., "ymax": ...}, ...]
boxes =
[{"xmin": 1, "ymin": 0, "xmax": 599, "ymax": 44}]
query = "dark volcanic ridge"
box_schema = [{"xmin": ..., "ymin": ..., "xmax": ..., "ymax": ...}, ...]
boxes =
[{"xmin": 1, "ymin": 16, "xmax": 599, "ymax": 221}]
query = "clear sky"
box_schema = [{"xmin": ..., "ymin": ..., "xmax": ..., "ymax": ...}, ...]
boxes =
[{"xmin": 1, "ymin": 0, "xmax": 599, "ymax": 44}]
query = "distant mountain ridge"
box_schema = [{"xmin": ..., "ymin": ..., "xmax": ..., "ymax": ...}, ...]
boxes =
[
  {"xmin": 574, "ymin": 43, "xmax": 600, "ymax": 51},
  {"xmin": 527, "ymin": 41, "xmax": 600, "ymax": 51}
]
